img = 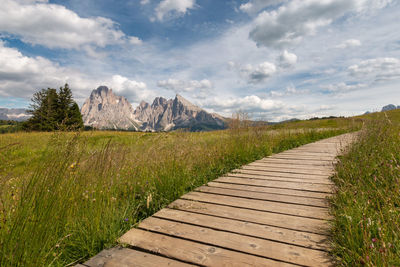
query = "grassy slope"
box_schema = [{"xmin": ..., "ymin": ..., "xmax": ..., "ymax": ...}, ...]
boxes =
[
  {"xmin": 331, "ymin": 110, "xmax": 400, "ymax": 266},
  {"xmin": 0, "ymin": 118, "xmax": 359, "ymax": 266}
]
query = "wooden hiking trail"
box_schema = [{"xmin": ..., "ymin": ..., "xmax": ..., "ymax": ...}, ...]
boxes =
[{"xmin": 79, "ymin": 133, "xmax": 357, "ymax": 267}]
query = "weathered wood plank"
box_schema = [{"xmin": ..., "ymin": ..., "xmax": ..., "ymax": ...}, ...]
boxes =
[
  {"xmin": 138, "ymin": 217, "xmax": 332, "ymax": 266},
  {"xmin": 83, "ymin": 247, "xmax": 194, "ymax": 267},
  {"xmin": 181, "ymin": 191, "xmax": 330, "ymax": 220},
  {"xmin": 248, "ymin": 162, "xmax": 334, "ymax": 171},
  {"xmin": 230, "ymin": 169, "xmax": 333, "ymax": 182},
  {"xmin": 215, "ymin": 176, "xmax": 333, "ymax": 193},
  {"xmin": 169, "ymin": 199, "xmax": 330, "ymax": 235},
  {"xmin": 119, "ymin": 229, "xmax": 295, "ymax": 267},
  {"xmin": 207, "ymin": 181, "xmax": 330, "ymax": 200},
  {"xmin": 240, "ymin": 165, "xmax": 333, "ymax": 175},
  {"xmin": 259, "ymin": 158, "xmax": 335, "ymax": 166},
  {"xmin": 153, "ymin": 208, "xmax": 330, "ymax": 251},
  {"xmin": 227, "ymin": 173, "xmax": 333, "ymax": 185},
  {"xmin": 198, "ymin": 185, "xmax": 329, "ymax": 207}
]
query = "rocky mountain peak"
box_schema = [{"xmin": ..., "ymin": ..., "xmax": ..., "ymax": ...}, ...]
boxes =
[
  {"xmin": 82, "ymin": 87, "xmax": 227, "ymax": 131},
  {"xmin": 81, "ymin": 86, "xmax": 140, "ymax": 130}
]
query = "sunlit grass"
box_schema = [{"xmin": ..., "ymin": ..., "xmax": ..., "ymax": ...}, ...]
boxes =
[
  {"xmin": 0, "ymin": 119, "xmax": 359, "ymax": 266},
  {"xmin": 330, "ymin": 110, "xmax": 400, "ymax": 266}
]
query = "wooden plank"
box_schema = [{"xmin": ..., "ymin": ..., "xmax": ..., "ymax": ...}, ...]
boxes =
[
  {"xmin": 153, "ymin": 209, "xmax": 330, "ymax": 251},
  {"xmin": 259, "ymin": 158, "xmax": 335, "ymax": 166},
  {"xmin": 279, "ymin": 151, "xmax": 336, "ymax": 156},
  {"xmin": 211, "ymin": 179, "xmax": 330, "ymax": 198},
  {"xmin": 215, "ymin": 176, "xmax": 333, "ymax": 193},
  {"xmin": 169, "ymin": 199, "xmax": 330, "ymax": 235},
  {"xmin": 207, "ymin": 181, "xmax": 330, "ymax": 200},
  {"xmin": 138, "ymin": 217, "xmax": 332, "ymax": 267},
  {"xmin": 85, "ymin": 247, "xmax": 195, "ymax": 267},
  {"xmin": 231, "ymin": 169, "xmax": 333, "ymax": 182},
  {"xmin": 182, "ymin": 191, "xmax": 330, "ymax": 220},
  {"xmin": 240, "ymin": 165, "xmax": 333, "ymax": 176},
  {"xmin": 248, "ymin": 162, "xmax": 334, "ymax": 171},
  {"xmin": 198, "ymin": 185, "xmax": 328, "ymax": 207},
  {"xmin": 269, "ymin": 155, "xmax": 335, "ymax": 162},
  {"xmin": 227, "ymin": 173, "xmax": 333, "ymax": 185},
  {"xmin": 119, "ymin": 229, "xmax": 295, "ymax": 267}
]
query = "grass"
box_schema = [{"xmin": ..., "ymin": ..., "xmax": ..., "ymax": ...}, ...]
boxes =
[
  {"xmin": 0, "ymin": 118, "xmax": 360, "ymax": 266},
  {"xmin": 330, "ymin": 109, "xmax": 400, "ymax": 266}
]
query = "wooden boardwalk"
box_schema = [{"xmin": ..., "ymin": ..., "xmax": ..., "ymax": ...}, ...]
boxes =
[{"xmin": 79, "ymin": 133, "xmax": 356, "ymax": 267}]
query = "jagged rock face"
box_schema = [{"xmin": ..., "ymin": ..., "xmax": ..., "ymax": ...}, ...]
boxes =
[
  {"xmin": 0, "ymin": 108, "xmax": 30, "ymax": 121},
  {"xmin": 81, "ymin": 87, "xmax": 226, "ymax": 131},
  {"xmin": 81, "ymin": 86, "xmax": 140, "ymax": 130},
  {"xmin": 134, "ymin": 94, "xmax": 226, "ymax": 131}
]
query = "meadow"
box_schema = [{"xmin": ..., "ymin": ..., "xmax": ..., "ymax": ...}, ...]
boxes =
[
  {"xmin": 0, "ymin": 117, "xmax": 360, "ymax": 266},
  {"xmin": 330, "ymin": 109, "xmax": 400, "ymax": 266}
]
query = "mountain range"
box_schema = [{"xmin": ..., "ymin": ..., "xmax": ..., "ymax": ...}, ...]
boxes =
[
  {"xmin": 81, "ymin": 86, "xmax": 226, "ymax": 131},
  {"xmin": 0, "ymin": 108, "xmax": 30, "ymax": 121}
]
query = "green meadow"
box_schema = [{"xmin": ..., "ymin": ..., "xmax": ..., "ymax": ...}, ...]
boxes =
[
  {"xmin": 330, "ymin": 109, "xmax": 400, "ymax": 266},
  {"xmin": 0, "ymin": 117, "xmax": 360, "ymax": 266}
]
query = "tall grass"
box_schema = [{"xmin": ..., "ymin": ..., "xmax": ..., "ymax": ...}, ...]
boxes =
[
  {"xmin": 331, "ymin": 111, "xmax": 400, "ymax": 265},
  {"xmin": 0, "ymin": 121, "xmax": 358, "ymax": 266}
]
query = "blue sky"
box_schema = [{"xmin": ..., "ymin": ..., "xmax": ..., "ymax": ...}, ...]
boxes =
[{"xmin": 0, "ymin": 0, "xmax": 399, "ymax": 121}]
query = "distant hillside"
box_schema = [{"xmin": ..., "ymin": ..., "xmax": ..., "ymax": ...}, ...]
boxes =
[{"xmin": 0, "ymin": 108, "xmax": 30, "ymax": 121}]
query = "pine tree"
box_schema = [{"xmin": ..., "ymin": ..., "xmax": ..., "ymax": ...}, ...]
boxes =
[
  {"xmin": 57, "ymin": 84, "xmax": 73, "ymax": 125},
  {"xmin": 25, "ymin": 84, "xmax": 83, "ymax": 131},
  {"xmin": 67, "ymin": 102, "xmax": 84, "ymax": 130}
]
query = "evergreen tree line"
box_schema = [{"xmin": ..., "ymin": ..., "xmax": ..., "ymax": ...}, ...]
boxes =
[{"xmin": 24, "ymin": 84, "xmax": 83, "ymax": 131}]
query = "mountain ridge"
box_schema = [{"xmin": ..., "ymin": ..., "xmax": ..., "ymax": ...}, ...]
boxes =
[{"xmin": 81, "ymin": 86, "xmax": 226, "ymax": 131}]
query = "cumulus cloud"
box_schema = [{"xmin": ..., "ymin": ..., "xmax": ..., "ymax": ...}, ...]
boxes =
[
  {"xmin": 0, "ymin": 0, "xmax": 139, "ymax": 50},
  {"xmin": 270, "ymin": 85, "xmax": 308, "ymax": 97},
  {"xmin": 153, "ymin": 0, "xmax": 196, "ymax": 21},
  {"xmin": 348, "ymin": 57, "xmax": 400, "ymax": 82},
  {"xmin": 234, "ymin": 62, "xmax": 277, "ymax": 84},
  {"xmin": 278, "ymin": 50, "xmax": 297, "ymax": 68},
  {"xmin": 321, "ymin": 82, "xmax": 367, "ymax": 93},
  {"xmin": 129, "ymin": 36, "xmax": 143, "ymax": 45},
  {"xmin": 336, "ymin": 39, "xmax": 362, "ymax": 49},
  {"xmin": 249, "ymin": 0, "xmax": 390, "ymax": 49},
  {"xmin": 108, "ymin": 75, "xmax": 153, "ymax": 103},
  {"xmin": 205, "ymin": 95, "xmax": 284, "ymax": 114},
  {"xmin": 0, "ymin": 41, "xmax": 152, "ymax": 104},
  {"xmin": 157, "ymin": 78, "xmax": 212, "ymax": 92},
  {"xmin": 240, "ymin": 0, "xmax": 286, "ymax": 15}
]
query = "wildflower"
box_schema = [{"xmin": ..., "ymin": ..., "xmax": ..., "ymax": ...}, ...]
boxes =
[
  {"xmin": 372, "ymin": 238, "xmax": 377, "ymax": 243},
  {"xmin": 124, "ymin": 218, "xmax": 129, "ymax": 222}
]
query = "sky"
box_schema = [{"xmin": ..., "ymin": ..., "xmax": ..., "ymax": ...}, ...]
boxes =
[{"xmin": 0, "ymin": 0, "xmax": 399, "ymax": 121}]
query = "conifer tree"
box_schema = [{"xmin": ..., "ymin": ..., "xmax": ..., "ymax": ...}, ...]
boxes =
[{"xmin": 25, "ymin": 84, "xmax": 83, "ymax": 131}]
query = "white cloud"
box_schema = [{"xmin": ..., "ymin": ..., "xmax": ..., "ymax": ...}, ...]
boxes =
[
  {"xmin": 270, "ymin": 85, "xmax": 308, "ymax": 97},
  {"xmin": 0, "ymin": 41, "xmax": 153, "ymax": 104},
  {"xmin": 108, "ymin": 75, "xmax": 153, "ymax": 104},
  {"xmin": 157, "ymin": 78, "xmax": 212, "ymax": 99},
  {"xmin": 240, "ymin": 0, "xmax": 286, "ymax": 15},
  {"xmin": 140, "ymin": 0, "xmax": 150, "ymax": 5},
  {"xmin": 348, "ymin": 57, "xmax": 400, "ymax": 82},
  {"xmin": 238, "ymin": 61, "xmax": 277, "ymax": 84},
  {"xmin": 336, "ymin": 39, "xmax": 362, "ymax": 49},
  {"xmin": 321, "ymin": 82, "xmax": 367, "ymax": 92},
  {"xmin": 154, "ymin": 0, "xmax": 196, "ymax": 21},
  {"xmin": 205, "ymin": 95, "xmax": 284, "ymax": 114},
  {"xmin": 278, "ymin": 50, "xmax": 297, "ymax": 68},
  {"xmin": 0, "ymin": 0, "xmax": 139, "ymax": 50},
  {"xmin": 129, "ymin": 36, "xmax": 143, "ymax": 45},
  {"xmin": 248, "ymin": 0, "xmax": 391, "ymax": 49}
]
